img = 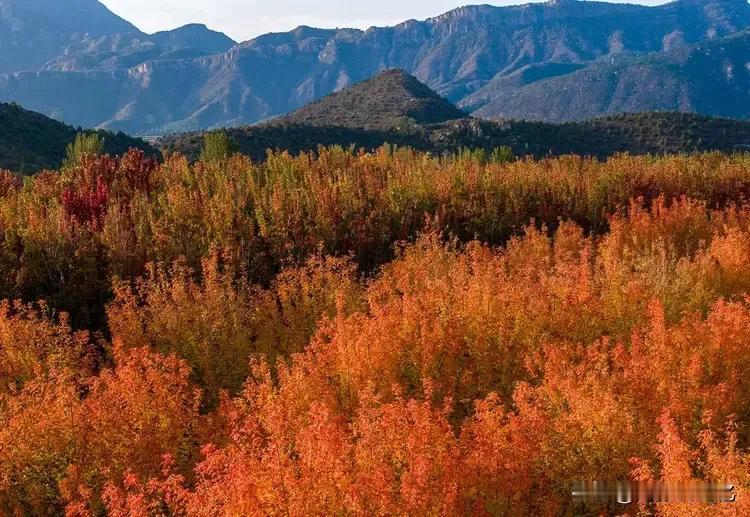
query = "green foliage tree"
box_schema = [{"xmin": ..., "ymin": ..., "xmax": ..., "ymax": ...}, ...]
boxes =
[
  {"xmin": 491, "ymin": 146, "xmax": 514, "ymax": 163},
  {"xmin": 200, "ymin": 131, "xmax": 238, "ymax": 163},
  {"xmin": 63, "ymin": 132, "xmax": 104, "ymax": 169}
]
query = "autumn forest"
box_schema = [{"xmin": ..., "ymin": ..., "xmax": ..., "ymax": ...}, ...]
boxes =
[{"xmin": 4, "ymin": 141, "xmax": 750, "ymax": 515}]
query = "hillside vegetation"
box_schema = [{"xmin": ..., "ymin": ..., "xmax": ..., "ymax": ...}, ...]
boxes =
[
  {"xmin": 277, "ymin": 69, "xmax": 467, "ymax": 129},
  {"xmin": 161, "ymin": 112, "xmax": 750, "ymax": 163},
  {"xmin": 3, "ymin": 147, "xmax": 750, "ymax": 514},
  {"xmin": 0, "ymin": 102, "xmax": 159, "ymax": 172}
]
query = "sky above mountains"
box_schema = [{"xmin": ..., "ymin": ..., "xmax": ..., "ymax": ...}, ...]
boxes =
[{"xmin": 100, "ymin": 0, "xmax": 667, "ymax": 41}]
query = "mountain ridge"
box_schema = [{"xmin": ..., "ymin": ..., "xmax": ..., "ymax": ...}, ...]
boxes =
[{"xmin": 0, "ymin": 0, "xmax": 143, "ymax": 73}]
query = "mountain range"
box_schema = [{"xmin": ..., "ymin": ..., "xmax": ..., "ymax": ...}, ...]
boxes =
[
  {"xmin": 1, "ymin": 0, "xmax": 750, "ymax": 134},
  {"xmin": 2, "ymin": 66, "xmax": 750, "ymax": 173},
  {"xmin": 160, "ymin": 69, "xmax": 750, "ymax": 162}
]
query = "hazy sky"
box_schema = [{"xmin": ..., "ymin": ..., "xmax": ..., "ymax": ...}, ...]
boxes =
[{"xmin": 100, "ymin": 0, "xmax": 666, "ymax": 42}]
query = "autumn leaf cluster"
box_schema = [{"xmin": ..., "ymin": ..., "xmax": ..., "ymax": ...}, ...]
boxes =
[{"xmin": 3, "ymin": 147, "xmax": 750, "ymax": 515}]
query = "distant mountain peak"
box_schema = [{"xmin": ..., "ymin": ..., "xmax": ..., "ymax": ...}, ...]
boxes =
[
  {"xmin": 150, "ymin": 23, "xmax": 236, "ymax": 53},
  {"xmin": 0, "ymin": 0, "xmax": 143, "ymax": 73},
  {"xmin": 175, "ymin": 23, "xmax": 209, "ymax": 30},
  {"xmin": 0, "ymin": 0, "xmax": 141, "ymax": 34},
  {"xmin": 276, "ymin": 68, "xmax": 467, "ymax": 130}
]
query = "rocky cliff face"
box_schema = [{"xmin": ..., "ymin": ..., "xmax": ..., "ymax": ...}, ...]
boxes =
[{"xmin": 467, "ymin": 28, "xmax": 750, "ymax": 122}]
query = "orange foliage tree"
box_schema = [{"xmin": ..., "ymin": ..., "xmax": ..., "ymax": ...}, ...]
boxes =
[{"xmin": 5, "ymin": 149, "xmax": 750, "ymax": 514}]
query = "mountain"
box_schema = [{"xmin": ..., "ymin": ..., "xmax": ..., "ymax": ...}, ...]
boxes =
[
  {"xmin": 150, "ymin": 24, "xmax": 237, "ymax": 55},
  {"xmin": 0, "ymin": 0, "xmax": 237, "ymax": 74},
  {"xmin": 40, "ymin": 25, "xmax": 237, "ymax": 73},
  {"xmin": 277, "ymin": 69, "xmax": 466, "ymax": 129},
  {"xmin": 0, "ymin": 0, "xmax": 143, "ymax": 74},
  {"xmin": 0, "ymin": 0, "xmax": 749, "ymax": 133},
  {"xmin": 160, "ymin": 73, "xmax": 750, "ymax": 162},
  {"xmin": 466, "ymin": 28, "xmax": 750, "ymax": 122},
  {"xmin": 0, "ymin": 102, "xmax": 158, "ymax": 173}
]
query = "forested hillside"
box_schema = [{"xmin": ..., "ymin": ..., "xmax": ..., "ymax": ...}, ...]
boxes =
[
  {"xmin": 162, "ymin": 110, "xmax": 750, "ymax": 162},
  {"xmin": 0, "ymin": 102, "xmax": 158, "ymax": 172},
  {"xmin": 277, "ymin": 69, "xmax": 467, "ymax": 129}
]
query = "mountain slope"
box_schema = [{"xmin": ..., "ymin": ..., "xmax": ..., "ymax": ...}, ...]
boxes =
[
  {"xmin": 277, "ymin": 69, "xmax": 466, "ymax": 129},
  {"xmin": 0, "ymin": 0, "xmax": 143, "ymax": 73},
  {"xmin": 2, "ymin": 0, "xmax": 750, "ymax": 133},
  {"xmin": 469, "ymin": 28, "xmax": 750, "ymax": 122},
  {"xmin": 0, "ymin": 102, "xmax": 158, "ymax": 172}
]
